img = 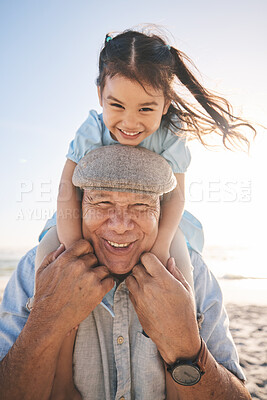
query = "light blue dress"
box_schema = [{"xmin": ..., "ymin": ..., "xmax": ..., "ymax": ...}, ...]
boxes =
[
  {"xmin": 67, "ymin": 110, "xmax": 191, "ymax": 173},
  {"xmin": 39, "ymin": 110, "xmax": 204, "ymax": 254}
]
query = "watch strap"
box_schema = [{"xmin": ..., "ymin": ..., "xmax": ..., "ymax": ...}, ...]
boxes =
[
  {"xmin": 167, "ymin": 337, "xmax": 208, "ymax": 374},
  {"xmin": 195, "ymin": 337, "xmax": 208, "ymax": 373}
]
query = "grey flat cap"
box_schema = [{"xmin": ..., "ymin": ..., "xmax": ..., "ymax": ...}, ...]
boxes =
[{"xmin": 72, "ymin": 145, "xmax": 176, "ymax": 195}]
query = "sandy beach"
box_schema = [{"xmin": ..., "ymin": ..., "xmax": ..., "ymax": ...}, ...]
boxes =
[
  {"xmin": 225, "ymin": 304, "xmax": 267, "ymax": 400},
  {"xmin": 0, "ymin": 280, "xmax": 266, "ymax": 399}
]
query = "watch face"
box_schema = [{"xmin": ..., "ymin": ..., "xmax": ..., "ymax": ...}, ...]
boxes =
[{"xmin": 172, "ymin": 364, "xmax": 201, "ymax": 386}]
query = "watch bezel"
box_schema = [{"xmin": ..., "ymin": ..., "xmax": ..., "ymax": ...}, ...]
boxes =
[
  {"xmin": 170, "ymin": 361, "xmax": 202, "ymax": 386},
  {"xmin": 167, "ymin": 338, "xmax": 207, "ymax": 386}
]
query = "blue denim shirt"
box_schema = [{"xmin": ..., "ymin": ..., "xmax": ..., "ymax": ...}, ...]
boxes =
[{"xmin": 0, "ymin": 246, "xmax": 245, "ymax": 399}]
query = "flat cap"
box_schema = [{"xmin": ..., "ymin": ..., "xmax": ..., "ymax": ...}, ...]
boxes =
[{"xmin": 72, "ymin": 145, "xmax": 176, "ymax": 196}]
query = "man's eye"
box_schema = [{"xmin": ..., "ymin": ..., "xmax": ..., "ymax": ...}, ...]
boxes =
[
  {"xmin": 132, "ymin": 203, "xmax": 149, "ymax": 210},
  {"xmin": 96, "ymin": 201, "xmax": 112, "ymax": 207}
]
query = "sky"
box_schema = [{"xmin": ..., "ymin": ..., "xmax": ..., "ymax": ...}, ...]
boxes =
[{"xmin": 0, "ymin": 0, "xmax": 266, "ymax": 276}]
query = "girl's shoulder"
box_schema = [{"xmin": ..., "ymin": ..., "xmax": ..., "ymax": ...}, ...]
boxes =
[
  {"xmin": 81, "ymin": 109, "xmax": 106, "ymax": 134},
  {"xmin": 143, "ymin": 116, "xmax": 184, "ymax": 150},
  {"xmin": 67, "ymin": 110, "xmax": 108, "ymax": 164},
  {"xmin": 140, "ymin": 117, "xmax": 191, "ymax": 174}
]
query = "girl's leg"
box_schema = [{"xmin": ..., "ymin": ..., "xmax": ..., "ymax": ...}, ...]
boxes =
[
  {"xmin": 35, "ymin": 225, "xmax": 61, "ymax": 272},
  {"xmin": 170, "ymin": 227, "xmax": 194, "ymax": 293}
]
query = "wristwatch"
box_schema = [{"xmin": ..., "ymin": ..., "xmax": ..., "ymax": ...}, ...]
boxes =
[{"xmin": 167, "ymin": 337, "xmax": 208, "ymax": 386}]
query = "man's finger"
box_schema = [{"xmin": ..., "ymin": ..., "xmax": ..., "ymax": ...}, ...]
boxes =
[
  {"xmin": 64, "ymin": 239, "xmax": 94, "ymax": 260},
  {"xmin": 140, "ymin": 252, "xmax": 164, "ymax": 277},
  {"xmin": 128, "ymin": 292, "xmax": 137, "ymax": 309},
  {"xmin": 101, "ymin": 276, "xmax": 115, "ymax": 293},
  {"xmin": 93, "ymin": 265, "xmax": 112, "ymax": 280},
  {"xmin": 80, "ymin": 253, "xmax": 98, "ymax": 269},
  {"xmin": 53, "ymin": 243, "xmax": 65, "ymax": 260},
  {"xmin": 131, "ymin": 264, "xmax": 149, "ymax": 283},
  {"xmin": 125, "ymin": 274, "xmax": 139, "ymax": 294}
]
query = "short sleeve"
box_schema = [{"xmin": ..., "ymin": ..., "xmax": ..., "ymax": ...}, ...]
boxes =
[
  {"xmin": 66, "ymin": 110, "xmax": 104, "ymax": 164},
  {"xmin": 0, "ymin": 248, "xmax": 35, "ymax": 361},
  {"xmin": 161, "ymin": 129, "xmax": 191, "ymax": 174},
  {"xmin": 191, "ymin": 250, "xmax": 246, "ymax": 381},
  {"xmin": 139, "ymin": 119, "xmax": 191, "ymax": 174}
]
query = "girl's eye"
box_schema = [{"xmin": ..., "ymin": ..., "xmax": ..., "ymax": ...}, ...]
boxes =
[
  {"xmin": 111, "ymin": 103, "xmax": 124, "ymax": 109},
  {"xmin": 140, "ymin": 107, "xmax": 153, "ymax": 112}
]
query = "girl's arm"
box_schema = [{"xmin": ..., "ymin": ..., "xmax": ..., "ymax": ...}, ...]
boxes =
[
  {"xmin": 57, "ymin": 159, "xmax": 83, "ymax": 248},
  {"xmin": 151, "ymin": 173, "xmax": 185, "ymax": 266}
]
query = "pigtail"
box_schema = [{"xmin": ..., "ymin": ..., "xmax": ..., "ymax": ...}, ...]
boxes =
[{"xmin": 169, "ymin": 46, "xmax": 256, "ymax": 150}]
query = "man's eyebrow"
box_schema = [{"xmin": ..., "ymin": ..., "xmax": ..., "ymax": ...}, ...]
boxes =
[
  {"xmin": 84, "ymin": 192, "xmax": 109, "ymax": 201},
  {"xmin": 133, "ymin": 194, "xmax": 159, "ymax": 204},
  {"xmin": 89, "ymin": 192, "xmax": 110, "ymax": 200}
]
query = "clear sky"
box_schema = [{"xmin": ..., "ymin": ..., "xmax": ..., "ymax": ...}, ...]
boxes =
[{"xmin": 0, "ymin": 1, "xmax": 266, "ymax": 276}]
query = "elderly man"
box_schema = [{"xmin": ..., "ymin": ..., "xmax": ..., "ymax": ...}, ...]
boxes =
[{"xmin": 0, "ymin": 145, "xmax": 250, "ymax": 399}]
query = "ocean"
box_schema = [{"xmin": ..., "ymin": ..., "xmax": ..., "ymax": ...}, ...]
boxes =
[{"xmin": 0, "ymin": 245, "xmax": 266, "ymax": 305}]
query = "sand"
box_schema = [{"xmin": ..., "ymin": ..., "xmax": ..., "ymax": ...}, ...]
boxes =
[
  {"xmin": 0, "ymin": 282, "xmax": 266, "ymax": 399},
  {"xmin": 225, "ymin": 304, "xmax": 267, "ymax": 400}
]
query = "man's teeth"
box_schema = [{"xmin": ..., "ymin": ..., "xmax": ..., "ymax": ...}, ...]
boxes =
[
  {"xmin": 120, "ymin": 129, "xmax": 140, "ymax": 136},
  {"xmin": 107, "ymin": 240, "xmax": 130, "ymax": 248}
]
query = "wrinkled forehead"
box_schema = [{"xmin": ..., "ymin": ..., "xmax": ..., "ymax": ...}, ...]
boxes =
[{"xmin": 82, "ymin": 189, "xmax": 160, "ymax": 206}]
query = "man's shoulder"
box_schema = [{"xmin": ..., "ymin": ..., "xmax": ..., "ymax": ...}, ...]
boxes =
[
  {"xmin": 17, "ymin": 247, "xmax": 37, "ymax": 275},
  {"xmin": 190, "ymin": 250, "xmax": 208, "ymax": 278},
  {"xmin": 190, "ymin": 249, "xmax": 223, "ymax": 306},
  {"xmin": 0, "ymin": 247, "xmax": 36, "ymax": 361},
  {"xmin": 7, "ymin": 247, "xmax": 36, "ymax": 301}
]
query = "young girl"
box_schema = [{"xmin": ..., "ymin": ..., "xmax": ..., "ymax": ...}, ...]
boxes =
[{"xmin": 34, "ymin": 29, "xmax": 255, "ymax": 399}]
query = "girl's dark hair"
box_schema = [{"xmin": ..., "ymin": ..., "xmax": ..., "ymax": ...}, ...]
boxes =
[{"xmin": 97, "ymin": 29, "xmax": 256, "ymax": 150}]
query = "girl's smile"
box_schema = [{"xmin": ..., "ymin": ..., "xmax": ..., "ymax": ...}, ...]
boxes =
[{"xmin": 98, "ymin": 75, "xmax": 170, "ymax": 146}]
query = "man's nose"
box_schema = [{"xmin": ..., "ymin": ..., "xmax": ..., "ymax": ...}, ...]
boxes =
[{"xmin": 107, "ymin": 209, "xmax": 134, "ymax": 233}]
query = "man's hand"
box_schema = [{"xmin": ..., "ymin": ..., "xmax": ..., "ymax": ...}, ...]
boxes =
[
  {"xmin": 33, "ymin": 239, "xmax": 114, "ymax": 335},
  {"xmin": 125, "ymin": 254, "xmax": 201, "ymax": 365}
]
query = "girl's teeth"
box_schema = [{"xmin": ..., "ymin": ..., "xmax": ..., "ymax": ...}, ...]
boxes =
[
  {"xmin": 107, "ymin": 240, "xmax": 130, "ymax": 248},
  {"xmin": 120, "ymin": 129, "xmax": 140, "ymax": 136}
]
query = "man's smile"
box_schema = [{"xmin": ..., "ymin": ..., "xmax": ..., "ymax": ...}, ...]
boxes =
[
  {"xmin": 103, "ymin": 238, "xmax": 136, "ymax": 253},
  {"xmin": 107, "ymin": 240, "xmax": 131, "ymax": 248}
]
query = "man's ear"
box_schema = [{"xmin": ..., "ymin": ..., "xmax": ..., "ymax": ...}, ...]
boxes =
[
  {"xmin": 163, "ymin": 99, "xmax": 171, "ymax": 115},
  {"xmin": 97, "ymin": 86, "xmax": 103, "ymax": 107}
]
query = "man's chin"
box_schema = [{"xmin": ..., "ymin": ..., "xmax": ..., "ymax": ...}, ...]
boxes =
[
  {"xmin": 106, "ymin": 264, "xmax": 134, "ymax": 280},
  {"xmin": 100, "ymin": 259, "xmax": 136, "ymax": 281},
  {"xmin": 110, "ymin": 270, "xmax": 132, "ymax": 282}
]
